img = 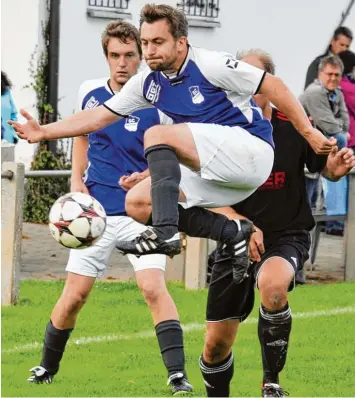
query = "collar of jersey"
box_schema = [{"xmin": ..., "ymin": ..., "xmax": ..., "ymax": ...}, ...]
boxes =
[
  {"xmin": 160, "ymin": 45, "xmax": 191, "ymax": 80},
  {"xmin": 105, "ymin": 79, "xmax": 119, "ymax": 95}
]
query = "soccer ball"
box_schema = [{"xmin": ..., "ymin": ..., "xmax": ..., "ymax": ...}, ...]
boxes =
[{"xmin": 48, "ymin": 192, "xmax": 107, "ymax": 249}]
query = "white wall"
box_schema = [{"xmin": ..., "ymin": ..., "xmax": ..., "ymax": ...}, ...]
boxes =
[
  {"xmin": 1, "ymin": 0, "xmax": 47, "ymax": 168},
  {"xmin": 58, "ymin": 0, "xmax": 355, "ymax": 119}
]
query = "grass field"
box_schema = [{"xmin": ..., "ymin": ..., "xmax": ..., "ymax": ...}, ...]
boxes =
[{"xmin": 2, "ymin": 280, "xmax": 355, "ymax": 397}]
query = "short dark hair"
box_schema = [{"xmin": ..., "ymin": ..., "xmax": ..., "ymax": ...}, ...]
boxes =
[
  {"xmin": 333, "ymin": 26, "xmax": 353, "ymax": 41},
  {"xmin": 101, "ymin": 21, "xmax": 142, "ymax": 58},
  {"xmin": 338, "ymin": 50, "xmax": 355, "ymax": 75},
  {"xmin": 139, "ymin": 3, "xmax": 188, "ymax": 39},
  {"xmin": 318, "ymin": 55, "xmax": 344, "ymax": 74},
  {"xmin": 1, "ymin": 71, "xmax": 12, "ymax": 95}
]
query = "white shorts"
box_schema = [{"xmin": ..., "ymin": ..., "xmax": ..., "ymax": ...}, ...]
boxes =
[
  {"xmin": 66, "ymin": 216, "xmax": 166, "ymax": 278},
  {"xmin": 179, "ymin": 123, "xmax": 274, "ymax": 208}
]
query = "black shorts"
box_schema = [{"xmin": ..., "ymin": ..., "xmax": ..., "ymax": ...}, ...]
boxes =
[{"xmin": 206, "ymin": 231, "xmax": 310, "ymax": 322}]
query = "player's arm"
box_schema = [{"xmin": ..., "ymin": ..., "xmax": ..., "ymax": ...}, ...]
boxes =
[
  {"xmin": 71, "ymin": 136, "xmax": 89, "ymax": 193},
  {"xmin": 202, "ymin": 53, "xmax": 335, "ymax": 154},
  {"xmin": 9, "ymin": 72, "xmax": 151, "ymax": 143},
  {"xmin": 210, "ymin": 207, "xmax": 264, "ymax": 262},
  {"xmin": 258, "ymin": 74, "xmax": 336, "ymax": 154},
  {"xmin": 10, "ymin": 105, "xmax": 119, "ymax": 143}
]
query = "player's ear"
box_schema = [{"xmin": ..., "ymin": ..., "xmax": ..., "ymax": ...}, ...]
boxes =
[{"xmin": 177, "ymin": 36, "xmax": 187, "ymax": 51}]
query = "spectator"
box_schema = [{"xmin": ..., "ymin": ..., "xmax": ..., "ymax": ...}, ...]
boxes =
[
  {"xmin": 1, "ymin": 71, "xmax": 18, "ymax": 144},
  {"xmin": 338, "ymin": 50, "xmax": 355, "ymax": 152},
  {"xmin": 304, "ymin": 26, "xmax": 353, "ymax": 89},
  {"xmin": 300, "ymin": 55, "xmax": 349, "ymax": 236}
]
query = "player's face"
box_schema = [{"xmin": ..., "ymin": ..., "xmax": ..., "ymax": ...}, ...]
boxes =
[
  {"xmin": 319, "ymin": 64, "xmax": 342, "ymax": 91},
  {"xmin": 106, "ymin": 38, "xmax": 141, "ymax": 88},
  {"xmin": 140, "ymin": 19, "xmax": 187, "ymax": 72},
  {"xmin": 330, "ymin": 34, "xmax": 352, "ymax": 54}
]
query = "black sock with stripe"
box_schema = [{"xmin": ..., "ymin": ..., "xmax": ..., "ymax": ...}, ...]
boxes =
[
  {"xmin": 199, "ymin": 352, "xmax": 234, "ymax": 397},
  {"xmin": 258, "ymin": 303, "xmax": 292, "ymax": 384}
]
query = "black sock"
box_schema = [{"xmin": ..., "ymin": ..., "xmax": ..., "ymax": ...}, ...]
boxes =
[
  {"xmin": 155, "ymin": 320, "xmax": 185, "ymax": 377},
  {"xmin": 178, "ymin": 206, "xmax": 233, "ymax": 241},
  {"xmin": 145, "ymin": 145, "xmax": 180, "ymax": 239},
  {"xmin": 146, "ymin": 205, "xmax": 240, "ymax": 243},
  {"xmin": 199, "ymin": 352, "xmax": 234, "ymax": 397},
  {"xmin": 258, "ymin": 303, "xmax": 292, "ymax": 384},
  {"xmin": 40, "ymin": 320, "xmax": 73, "ymax": 375}
]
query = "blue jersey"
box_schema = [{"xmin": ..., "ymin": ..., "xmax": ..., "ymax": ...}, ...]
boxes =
[
  {"xmin": 104, "ymin": 46, "xmax": 273, "ymax": 147},
  {"xmin": 76, "ymin": 78, "xmax": 170, "ymax": 215}
]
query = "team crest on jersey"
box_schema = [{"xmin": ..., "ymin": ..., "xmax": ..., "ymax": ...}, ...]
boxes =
[
  {"xmin": 85, "ymin": 96, "xmax": 100, "ymax": 109},
  {"xmin": 146, "ymin": 80, "xmax": 161, "ymax": 103},
  {"xmin": 225, "ymin": 58, "xmax": 238, "ymax": 70},
  {"xmin": 189, "ymin": 86, "xmax": 204, "ymax": 104},
  {"xmin": 124, "ymin": 115, "xmax": 140, "ymax": 132}
]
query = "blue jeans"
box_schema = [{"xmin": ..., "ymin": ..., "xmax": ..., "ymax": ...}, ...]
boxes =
[
  {"xmin": 305, "ymin": 176, "xmax": 319, "ymax": 209},
  {"xmin": 324, "ymin": 132, "xmax": 348, "ymax": 231}
]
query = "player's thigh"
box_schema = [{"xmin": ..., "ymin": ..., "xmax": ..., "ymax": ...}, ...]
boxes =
[
  {"xmin": 207, "ymin": 252, "xmax": 255, "ymax": 323},
  {"xmin": 65, "ymin": 216, "xmax": 117, "ymax": 278},
  {"xmin": 114, "ymin": 216, "xmax": 167, "ymax": 272},
  {"xmin": 187, "ymin": 123, "xmax": 273, "ymax": 189},
  {"xmin": 179, "ymin": 165, "xmax": 256, "ymax": 208},
  {"xmin": 144, "ymin": 123, "xmax": 200, "ymax": 171}
]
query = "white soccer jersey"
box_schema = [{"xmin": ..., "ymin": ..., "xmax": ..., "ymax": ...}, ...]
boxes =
[{"xmin": 104, "ymin": 45, "xmax": 273, "ymax": 145}]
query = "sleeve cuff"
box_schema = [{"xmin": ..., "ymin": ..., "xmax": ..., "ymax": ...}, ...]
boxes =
[
  {"xmin": 254, "ymin": 71, "xmax": 266, "ymax": 95},
  {"xmin": 103, "ymin": 103, "xmax": 128, "ymax": 118}
]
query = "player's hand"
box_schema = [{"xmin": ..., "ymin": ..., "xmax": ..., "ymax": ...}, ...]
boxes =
[
  {"xmin": 70, "ymin": 179, "xmax": 89, "ymax": 194},
  {"xmin": 306, "ymin": 128, "xmax": 337, "ymax": 155},
  {"xmin": 119, "ymin": 172, "xmax": 145, "ymax": 191},
  {"xmin": 249, "ymin": 226, "xmax": 264, "ymax": 262},
  {"xmin": 326, "ymin": 146, "xmax": 355, "ymax": 179},
  {"xmin": 8, "ymin": 109, "xmax": 45, "ymax": 143}
]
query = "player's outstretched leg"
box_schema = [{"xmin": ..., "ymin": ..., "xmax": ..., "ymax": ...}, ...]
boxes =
[
  {"xmin": 257, "ymin": 256, "xmax": 294, "ymax": 397},
  {"xmin": 28, "ymin": 273, "xmax": 95, "ymax": 384}
]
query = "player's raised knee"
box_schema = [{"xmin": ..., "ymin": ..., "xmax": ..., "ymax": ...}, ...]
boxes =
[{"xmin": 260, "ymin": 283, "xmax": 288, "ymax": 311}]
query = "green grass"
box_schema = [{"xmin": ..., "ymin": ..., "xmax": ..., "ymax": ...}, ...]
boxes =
[{"xmin": 2, "ymin": 281, "xmax": 355, "ymax": 397}]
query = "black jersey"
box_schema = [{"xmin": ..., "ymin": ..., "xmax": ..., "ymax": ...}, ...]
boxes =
[{"xmin": 232, "ymin": 108, "xmax": 327, "ymax": 241}]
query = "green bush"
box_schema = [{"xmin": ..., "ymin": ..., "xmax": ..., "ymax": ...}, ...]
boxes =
[{"xmin": 23, "ymin": 144, "xmax": 71, "ymax": 223}]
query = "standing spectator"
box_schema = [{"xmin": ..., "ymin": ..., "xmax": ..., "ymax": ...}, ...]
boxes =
[
  {"xmin": 300, "ymin": 55, "xmax": 349, "ymax": 235},
  {"xmin": 339, "ymin": 50, "xmax": 355, "ymax": 152},
  {"xmin": 304, "ymin": 26, "xmax": 353, "ymax": 89},
  {"xmin": 1, "ymin": 71, "xmax": 18, "ymax": 144}
]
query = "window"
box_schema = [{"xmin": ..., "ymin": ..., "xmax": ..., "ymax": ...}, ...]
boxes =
[
  {"xmin": 177, "ymin": 0, "xmax": 220, "ymax": 19},
  {"xmin": 87, "ymin": 0, "xmax": 131, "ymax": 19},
  {"xmin": 88, "ymin": 0, "xmax": 129, "ymax": 9}
]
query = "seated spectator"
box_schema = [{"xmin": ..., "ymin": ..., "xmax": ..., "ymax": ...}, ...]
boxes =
[
  {"xmin": 339, "ymin": 50, "xmax": 355, "ymax": 152},
  {"xmin": 1, "ymin": 71, "xmax": 18, "ymax": 144},
  {"xmin": 300, "ymin": 55, "xmax": 349, "ymax": 236},
  {"xmin": 304, "ymin": 26, "xmax": 353, "ymax": 89}
]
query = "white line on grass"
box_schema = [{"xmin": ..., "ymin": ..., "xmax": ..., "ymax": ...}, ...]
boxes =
[{"xmin": 3, "ymin": 306, "xmax": 354, "ymax": 354}]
